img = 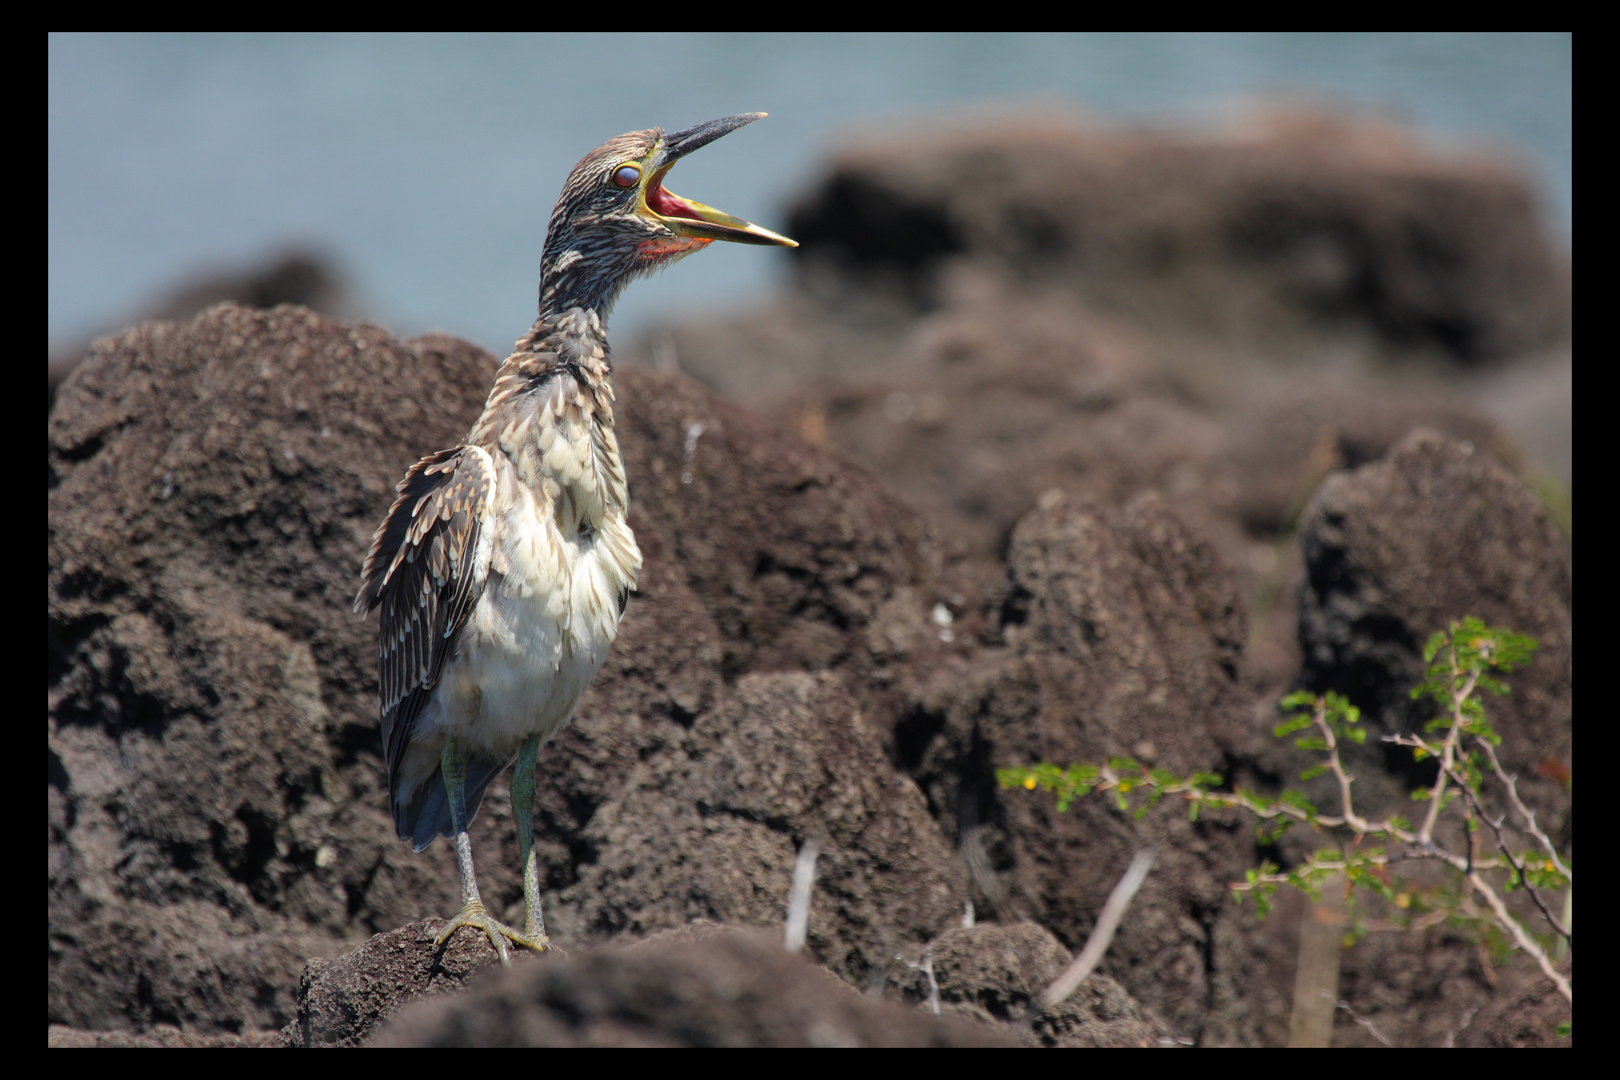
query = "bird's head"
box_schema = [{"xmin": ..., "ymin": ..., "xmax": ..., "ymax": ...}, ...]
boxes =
[{"xmin": 537, "ymin": 113, "xmax": 797, "ymax": 320}]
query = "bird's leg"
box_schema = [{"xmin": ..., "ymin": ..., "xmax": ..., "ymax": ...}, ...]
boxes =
[
  {"xmin": 431, "ymin": 734, "xmax": 544, "ymax": 964},
  {"xmin": 510, "ymin": 732, "xmax": 550, "ymax": 948},
  {"xmin": 433, "ymin": 733, "xmax": 507, "ymax": 965}
]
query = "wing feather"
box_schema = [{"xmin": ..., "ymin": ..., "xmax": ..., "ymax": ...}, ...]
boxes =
[{"xmin": 355, "ymin": 445, "xmax": 497, "ymax": 789}]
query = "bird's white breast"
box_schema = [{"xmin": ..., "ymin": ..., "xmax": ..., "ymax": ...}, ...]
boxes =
[{"xmin": 428, "ymin": 429, "xmax": 640, "ymax": 760}]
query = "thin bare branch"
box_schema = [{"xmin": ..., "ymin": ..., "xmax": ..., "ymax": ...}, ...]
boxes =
[
  {"xmin": 1443, "ymin": 1005, "xmax": 1480, "ymax": 1048},
  {"xmin": 1464, "ymin": 867, "xmax": 1570, "ymax": 1002},
  {"xmin": 904, "ymin": 949, "xmax": 940, "ymax": 1016},
  {"xmin": 784, "ymin": 838, "xmax": 820, "ymax": 953},
  {"xmin": 1381, "ymin": 731, "xmax": 1571, "ymax": 945},
  {"xmin": 1439, "ymin": 760, "xmax": 1571, "ymax": 944},
  {"xmin": 1474, "ymin": 735, "xmax": 1570, "ymax": 881},
  {"xmin": 1336, "ymin": 999, "xmax": 1393, "ymax": 1046},
  {"xmin": 1040, "ymin": 849, "xmax": 1154, "ymax": 1010}
]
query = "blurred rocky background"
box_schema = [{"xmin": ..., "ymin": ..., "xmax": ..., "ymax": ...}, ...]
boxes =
[{"xmin": 50, "ymin": 35, "xmax": 1570, "ymax": 1049}]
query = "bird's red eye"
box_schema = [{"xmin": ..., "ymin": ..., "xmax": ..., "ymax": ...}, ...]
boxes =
[{"xmin": 611, "ymin": 165, "xmax": 640, "ymax": 188}]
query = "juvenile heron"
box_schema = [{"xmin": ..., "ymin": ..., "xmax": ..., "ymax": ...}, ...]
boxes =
[{"xmin": 356, "ymin": 114, "xmax": 796, "ymax": 962}]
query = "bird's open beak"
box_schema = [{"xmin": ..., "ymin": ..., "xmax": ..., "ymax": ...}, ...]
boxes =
[{"xmin": 641, "ymin": 113, "xmax": 798, "ymax": 248}]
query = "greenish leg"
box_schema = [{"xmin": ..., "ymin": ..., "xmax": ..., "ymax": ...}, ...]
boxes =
[
  {"xmin": 431, "ymin": 734, "xmax": 547, "ymax": 964},
  {"xmin": 511, "ymin": 733, "xmax": 549, "ymax": 946}
]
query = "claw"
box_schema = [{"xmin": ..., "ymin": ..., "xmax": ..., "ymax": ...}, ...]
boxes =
[{"xmin": 435, "ymin": 901, "xmax": 549, "ymax": 966}]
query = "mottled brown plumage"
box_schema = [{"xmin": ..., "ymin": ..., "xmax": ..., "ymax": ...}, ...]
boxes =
[{"xmin": 356, "ymin": 115, "xmax": 795, "ymax": 962}]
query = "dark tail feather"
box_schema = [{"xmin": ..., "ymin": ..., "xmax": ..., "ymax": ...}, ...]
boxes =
[{"xmin": 398, "ymin": 753, "xmax": 515, "ymax": 853}]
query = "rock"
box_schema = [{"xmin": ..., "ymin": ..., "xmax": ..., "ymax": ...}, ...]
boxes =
[
  {"xmin": 47, "ymin": 1024, "xmax": 277, "ymax": 1047},
  {"xmin": 570, "ymin": 672, "xmax": 966, "ymax": 983},
  {"xmin": 895, "ymin": 493, "xmax": 1265, "ymax": 1042},
  {"xmin": 760, "ymin": 280, "xmax": 1226, "ymax": 563},
  {"xmin": 614, "ymin": 367, "xmax": 953, "ymax": 694},
  {"xmin": 1297, "ymin": 429, "xmax": 1572, "ymax": 822},
  {"xmin": 276, "ymin": 919, "xmax": 515, "ymax": 1047},
  {"xmin": 1320, "ymin": 909, "xmax": 1570, "ymax": 1048},
  {"xmin": 1220, "ymin": 383, "xmax": 1517, "ymax": 693},
  {"xmin": 998, "ymin": 494, "xmax": 1250, "ymax": 766},
  {"xmin": 1222, "ymin": 386, "xmax": 1516, "ymax": 540},
  {"xmin": 891, "ymin": 922, "xmax": 1172, "ymax": 1047},
  {"xmin": 371, "ymin": 925, "xmax": 1013, "ymax": 1047},
  {"xmin": 49, "ymin": 306, "xmax": 495, "ymax": 1032},
  {"xmin": 48, "ymin": 250, "xmax": 350, "ymax": 409},
  {"xmin": 1456, "ymin": 959, "xmax": 1573, "ymax": 1048},
  {"xmin": 786, "ymin": 107, "xmax": 1570, "ymax": 364}
]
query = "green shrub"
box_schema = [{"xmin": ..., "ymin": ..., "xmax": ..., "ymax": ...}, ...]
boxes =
[{"xmin": 999, "ymin": 618, "xmax": 1571, "ymax": 1024}]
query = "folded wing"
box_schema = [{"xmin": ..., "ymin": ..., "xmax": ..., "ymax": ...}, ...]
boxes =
[{"xmin": 355, "ymin": 444, "xmax": 497, "ymax": 788}]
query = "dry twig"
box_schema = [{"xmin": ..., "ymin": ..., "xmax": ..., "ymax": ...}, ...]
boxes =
[
  {"xmin": 1040, "ymin": 849, "xmax": 1155, "ymax": 1010},
  {"xmin": 785, "ymin": 838, "xmax": 820, "ymax": 954}
]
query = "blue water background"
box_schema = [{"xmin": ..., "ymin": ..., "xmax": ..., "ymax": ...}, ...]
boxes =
[{"xmin": 48, "ymin": 33, "xmax": 1573, "ymax": 358}]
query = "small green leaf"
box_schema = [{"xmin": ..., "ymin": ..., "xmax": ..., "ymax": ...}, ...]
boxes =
[
  {"xmin": 1274, "ymin": 716, "xmax": 1313, "ymax": 737},
  {"xmin": 1279, "ymin": 690, "xmax": 1319, "ymax": 712}
]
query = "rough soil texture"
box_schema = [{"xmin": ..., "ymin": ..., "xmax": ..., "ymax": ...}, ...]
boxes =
[
  {"xmin": 49, "ymin": 310, "xmax": 495, "ymax": 1033},
  {"xmin": 1297, "ymin": 430, "xmax": 1573, "ymax": 824},
  {"xmin": 371, "ymin": 924, "xmax": 1013, "ymax": 1047},
  {"xmin": 47, "ymin": 1026, "xmax": 274, "ymax": 1048},
  {"xmin": 1455, "ymin": 959, "xmax": 1574, "ymax": 1048},
  {"xmin": 888, "ymin": 922, "xmax": 1174, "ymax": 1047},
  {"xmin": 48, "ymin": 303, "xmax": 965, "ymax": 1035},
  {"xmin": 894, "ymin": 494, "xmax": 1277, "ymax": 1042},
  {"xmin": 50, "ymin": 108, "xmax": 1570, "ymax": 1047},
  {"xmin": 271, "ymin": 918, "xmax": 509, "ymax": 1047},
  {"xmin": 569, "ymin": 671, "xmax": 967, "ymax": 982},
  {"xmin": 1326, "ymin": 907, "xmax": 1569, "ymax": 1049}
]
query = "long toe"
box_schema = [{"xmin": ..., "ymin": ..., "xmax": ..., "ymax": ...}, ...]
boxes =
[{"xmin": 434, "ymin": 902, "xmax": 548, "ymax": 966}]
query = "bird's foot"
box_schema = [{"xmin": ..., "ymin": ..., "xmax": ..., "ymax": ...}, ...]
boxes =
[{"xmin": 434, "ymin": 901, "xmax": 549, "ymax": 966}]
